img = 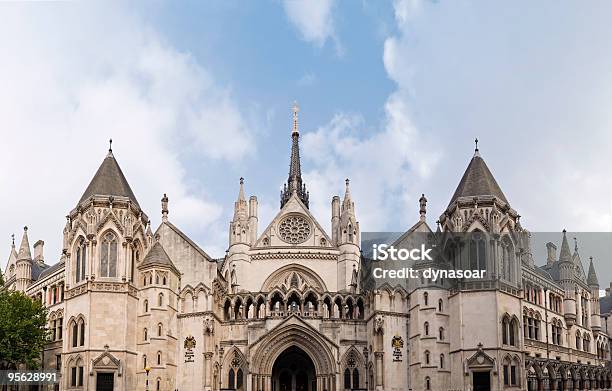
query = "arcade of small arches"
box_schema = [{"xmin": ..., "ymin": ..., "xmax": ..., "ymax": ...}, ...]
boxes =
[
  {"xmin": 222, "ymin": 292, "xmax": 366, "ymax": 321},
  {"xmin": 525, "ymin": 360, "xmax": 612, "ymax": 391}
]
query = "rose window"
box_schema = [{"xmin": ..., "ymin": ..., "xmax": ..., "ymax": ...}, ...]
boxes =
[{"xmin": 278, "ymin": 215, "xmax": 312, "ymax": 244}]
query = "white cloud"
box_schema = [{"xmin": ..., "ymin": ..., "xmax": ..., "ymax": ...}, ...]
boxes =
[
  {"xmin": 282, "ymin": 0, "xmax": 339, "ymax": 51},
  {"xmin": 301, "ymin": 102, "xmax": 440, "ymax": 234},
  {"xmin": 0, "ymin": 3, "xmax": 253, "ymax": 265}
]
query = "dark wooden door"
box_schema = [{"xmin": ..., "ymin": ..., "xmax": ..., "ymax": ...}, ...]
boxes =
[{"xmin": 96, "ymin": 372, "xmax": 114, "ymax": 391}]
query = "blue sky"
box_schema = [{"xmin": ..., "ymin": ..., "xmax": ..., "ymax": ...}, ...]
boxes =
[{"xmin": 2, "ymin": 1, "xmax": 612, "ymax": 280}]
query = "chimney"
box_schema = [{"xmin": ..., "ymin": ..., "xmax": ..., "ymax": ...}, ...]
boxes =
[
  {"xmin": 546, "ymin": 242, "xmax": 557, "ymax": 265},
  {"xmin": 33, "ymin": 240, "xmax": 44, "ymax": 265}
]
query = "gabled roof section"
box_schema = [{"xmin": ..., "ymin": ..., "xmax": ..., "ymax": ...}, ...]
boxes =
[
  {"xmin": 78, "ymin": 148, "xmax": 139, "ymax": 207},
  {"xmin": 156, "ymin": 221, "xmax": 213, "ymax": 261},
  {"xmin": 254, "ymin": 193, "xmax": 332, "ymax": 248},
  {"xmin": 140, "ymin": 241, "xmax": 179, "ymax": 274},
  {"xmin": 448, "ymin": 151, "xmax": 509, "ymax": 207}
]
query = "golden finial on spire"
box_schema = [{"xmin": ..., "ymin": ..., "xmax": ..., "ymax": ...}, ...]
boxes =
[{"xmin": 292, "ymin": 101, "xmax": 299, "ymax": 135}]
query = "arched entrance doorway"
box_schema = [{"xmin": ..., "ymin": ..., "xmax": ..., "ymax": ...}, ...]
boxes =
[
  {"xmin": 250, "ymin": 322, "xmax": 338, "ymax": 391},
  {"xmin": 272, "ymin": 346, "xmax": 316, "ymax": 391}
]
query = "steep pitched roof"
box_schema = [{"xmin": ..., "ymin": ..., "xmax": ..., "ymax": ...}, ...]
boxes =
[
  {"xmin": 587, "ymin": 257, "xmax": 599, "ymax": 287},
  {"xmin": 558, "ymin": 230, "xmax": 573, "ymax": 263},
  {"xmin": 448, "ymin": 152, "xmax": 508, "ymax": 207},
  {"xmin": 140, "ymin": 242, "xmax": 179, "ymax": 273},
  {"xmin": 17, "ymin": 228, "xmax": 32, "ymax": 261},
  {"xmin": 78, "ymin": 150, "xmax": 139, "ymax": 207}
]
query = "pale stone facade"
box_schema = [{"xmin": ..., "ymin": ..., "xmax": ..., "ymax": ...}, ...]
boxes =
[{"xmin": 3, "ymin": 108, "xmax": 612, "ymax": 391}]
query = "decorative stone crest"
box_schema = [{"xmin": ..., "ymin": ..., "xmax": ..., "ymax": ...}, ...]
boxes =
[
  {"xmin": 374, "ymin": 315, "xmax": 384, "ymax": 334},
  {"xmin": 204, "ymin": 317, "xmax": 214, "ymax": 335},
  {"xmin": 184, "ymin": 336, "xmax": 197, "ymax": 350}
]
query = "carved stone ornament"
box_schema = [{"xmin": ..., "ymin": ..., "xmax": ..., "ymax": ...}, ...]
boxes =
[{"xmin": 278, "ymin": 214, "xmax": 312, "ymax": 244}]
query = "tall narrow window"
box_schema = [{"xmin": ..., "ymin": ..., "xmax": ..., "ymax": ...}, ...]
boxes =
[
  {"xmin": 344, "ymin": 369, "xmax": 351, "ymax": 389},
  {"xmin": 58, "ymin": 318, "xmax": 63, "ymax": 341},
  {"xmin": 157, "ymin": 352, "xmax": 161, "ymax": 365},
  {"xmin": 424, "ymin": 322, "xmax": 429, "ymax": 336},
  {"xmin": 100, "ymin": 232, "xmax": 118, "ymax": 277},
  {"xmin": 228, "ymin": 369, "xmax": 235, "ymax": 389},
  {"xmin": 71, "ymin": 367, "xmax": 77, "ymax": 387},
  {"xmin": 352, "ymin": 369, "xmax": 359, "ymax": 389},
  {"xmin": 158, "ymin": 293, "xmax": 164, "ymax": 307},
  {"xmin": 144, "ymin": 300, "xmax": 148, "ymax": 313},
  {"xmin": 144, "ymin": 328, "xmax": 148, "ymax": 341},
  {"xmin": 72, "ymin": 322, "xmax": 78, "ymax": 348},
  {"xmin": 425, "ymin": 377, "xmax": 431, "ymax": 390},
  {"xmin": 79, "ymin": 320, "xmax": 85, "ymax": 346},
  {"xmin": 78, "ymin": 365, "xmax": 84, "ymax": 386},
  {"xmin": 237, "ymin": 369, "xmax": 243, "ymax": 389},
  {"xmin": 438, "ymin": 299, "xmax": 443, "ymax": 312},
  {"xmin": 76, "ymin": 239, "xmax": 86, "ymax": 283},
  {"xmin": 158, "ymin": 323, "xmax": 162, "ymax": 337},
  {"xmin": 143, "ymin": 355, "xmax": 147, "ymax": 369},
  {"xmin": 423, "ymin": 292, "xmax": 428, "ymax": 306},
  {"xmin": 440, "ymin": 354, "xmax": 445, "ymax": 369}
]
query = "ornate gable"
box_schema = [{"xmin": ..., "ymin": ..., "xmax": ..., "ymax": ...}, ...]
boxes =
[
  {"xmin": 466, "ymin": 343, "xmax": 495, "ymax": 370},
  {"xmin": 254, "ymin": 194, "xmax": 332, "ymax": 248}
]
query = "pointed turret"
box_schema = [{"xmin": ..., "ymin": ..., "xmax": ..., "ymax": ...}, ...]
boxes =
[
  {"xmin": 587, "ymin": 257, "xmax": 599, "ymax": 288},
  {"xmin": 234, "ymin": 178, "xmax": 248, "ymax": 220},
  {"xmin": 17, "ymin": 226, "xmax": 32, "ymax": 261},
  {"xmin": 558, "ymin": 229, "xmax": 572, "ymax": 263},
  {"xmin": 339, "ymin": 179, "xmax": 359, "ymax": 246},
  {"xmin": 447, "ymin": 139, "xmax": 509, "ymax": 207},
  {"xmin": 280, "ymin": 102, "xmax": 309, "ymax": 208},
  {"xmin": 230, "ymin": 178, "xmax": 254, "ymax": 246},
  {"xmin": 78, "ymin": 139, "xmax": 140, "ymax": 208},
  {"xmin": 8, "ymin": 234, "xmax": 17, "ymax": 263},
  {"xmin": 4, "ymin": 234, "xmax": 18, "ymax": 280}
]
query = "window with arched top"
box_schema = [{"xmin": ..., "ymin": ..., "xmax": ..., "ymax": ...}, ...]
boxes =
[
  {"xmin": 423, "ymin": 292, "xmax": 428, "ymax": 306},
  {"xmin": 439, "ymin": 327, "xmax": 444, "ymax": 341},
  {"xmin": 424, "ymin": 350, "xmax": 430, "ymax": 365},
  {"xmin": 71, "ymin": 321, "xmax": 78, "ymax": 348},
  {"xmin": 144, "ymin": 300, "xmax": 148, "ymax": 313},
  {"xmin": 162, "ymin": 276, "xmax": 167, "ymax": 285},
  {"xmin": 100, "ymin": 232, "xmax": 118, "ymax": 277},
  {"xmin": 158, "ymin": 293, "xmax": 163, "ymax": 307},
  {"xmin": 144, "ymin": 328, "xmax": 148, "ymax": 341},
  {"xmin": 78, "ymin": 319, "xmax": 85, "ymax": 346},
  {"xmin": 75, "ymin": 238, "xmax": 86, "ymax": 283},
  {"xmin": 156, "ymin": 378, "xmax": 160, "ymax": 391},
  {"xmin": 344, "ymin": 368, "xmax": 351, "ymax": 389},
  {"xmin": 143, "ymin": 355, "xmax": 147, "ymax": 369},
  {"xmin": 424, "ymin": 322, "xmax": 429, "ymax": 336},
  {"xmin": 440, "ymin": 354, "xmax": 445, "ymax": 369},
  {"xmin": 425, "ymin": 377, "xmax": 431, "ymax": 390},
  {"xmin": 158, "ymin": 323, "xmax": 163, "ymax": 337},
  {"xmin": 157, "ymin": 351, "xmax": 161, "ymax": 365},
  {"xmin": 469, "ymin": 231, "xmax": 487, "ymax": 270},
  {"xmin": 438, "ymin": 298, "xmax": 443, "ymax": 312}
]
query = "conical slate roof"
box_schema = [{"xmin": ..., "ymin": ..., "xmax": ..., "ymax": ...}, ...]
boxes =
[
  {"xmin": 140, "ymin": 242, "xmax": 177, "ymax": 272},
  {"xmin": 448, "ymin": 152, "xmax": 508, "ymax": 207},
  {"xmin": 78, "ymin": 150, "xmax": 139, "ymax": 207},
  {"xmin": 558, "ymin": 230, "xmax": 572, "ymax": 263},
  {"xmin": 587, "ymin": 258, "xmax": 599, "ymax": 287},
  {"xmin": 17, "ymin": 228, "xmax": 32, "ymax": 261}
]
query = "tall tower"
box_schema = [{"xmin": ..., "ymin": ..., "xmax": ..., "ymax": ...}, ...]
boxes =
[
  {"xmin": 558, "ymin": 230, "xmax": 577, "ymax": 326},
  {"xmin": 587, "ymin": 257, "xmax": 601, "ymax": 333},
  {"xmin": 62, "ymin": 140, "xmax": 149, "ymax": 390},
  {"xmin": 15, "ymin": 226, "xmax": 33, "ymax": 292},
  {"xmin": 280, "ymin": 102, "xmax": 309, "ymax": 208},
  {"xmin": 337, "ymin": 179, "xmax": 360, "ymax": 292}
]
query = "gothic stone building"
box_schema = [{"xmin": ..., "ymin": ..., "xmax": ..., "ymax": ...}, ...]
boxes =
[{"xmin": 3, "ymin": 107, "xmax": 612, "ymax": 391}]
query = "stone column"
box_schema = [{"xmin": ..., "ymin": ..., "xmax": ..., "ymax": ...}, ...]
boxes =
[
  {"xmin": 375, "ymin": 352, "xmax": 384, "ymax": 390},
  {"xmin": 204, "ymin": 352, "xmax": 213, "ymax": 390}
]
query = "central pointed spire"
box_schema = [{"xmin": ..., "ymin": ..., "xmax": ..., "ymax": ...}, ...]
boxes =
[{"xmin": 281, "ymin": 102, "xmax": 309, "ymax": 209}]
